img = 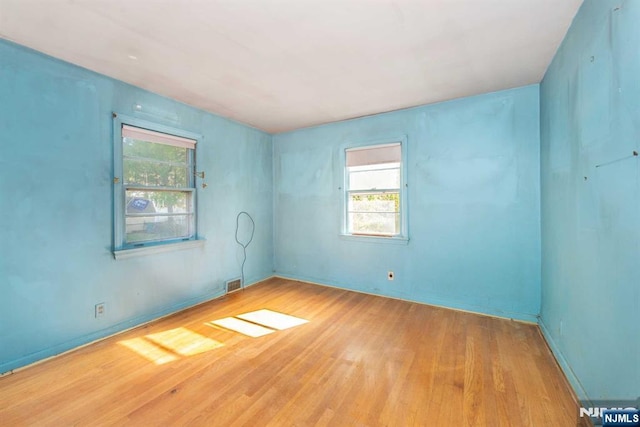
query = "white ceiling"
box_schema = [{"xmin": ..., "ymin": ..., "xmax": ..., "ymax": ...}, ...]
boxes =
[{"xmin": 0, "ymin": 0, "xmax": 582, "ymax": 133}]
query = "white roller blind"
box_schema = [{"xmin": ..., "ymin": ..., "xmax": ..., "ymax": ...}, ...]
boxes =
[
  {"xmin": 122, "ymin": 124, "xmax": 196, "ymax": 149},
  {"xmin": 346, "ymin": 143, "xmax": 401, "ymax": 167}
]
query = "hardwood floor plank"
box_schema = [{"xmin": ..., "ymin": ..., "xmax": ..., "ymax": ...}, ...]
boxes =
[{"xmin": 0, "ymin": 278, "xmax": 582, "ymax": 426}]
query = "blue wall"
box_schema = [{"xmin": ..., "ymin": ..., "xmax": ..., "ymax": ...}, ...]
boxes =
[
  {"xmin": 0, "ymin": 40, "xmax": 274, "ymax": 373},
  {"xmin": 540, "ymin": 0, "xmax": 639, "ymax": 402},
  {"xmin": 5, "ymin": 2, "xmax": 636, "ymax": 404},
  {"xmin": 273, "ymin": 85, "xmax": 541, "ymax": 321}
]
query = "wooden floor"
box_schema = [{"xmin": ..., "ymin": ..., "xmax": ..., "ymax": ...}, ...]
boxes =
[{"xmin": 0, "ymin": 278, "xmax": 583, "ymax": 426}]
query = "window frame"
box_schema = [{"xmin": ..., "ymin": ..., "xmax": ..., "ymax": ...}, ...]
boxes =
[
  {"xmin": 112, "ymin": 113, "xmax": 204, "ymax": 258},
  {"xmin": 341, "ymin": 136, "xmax": 409, "ymax": 244}
]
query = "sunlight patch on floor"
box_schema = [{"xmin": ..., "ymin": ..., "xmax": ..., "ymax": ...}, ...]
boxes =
[
  {"xmin": 119, "ymin": 337, "xmax": 179, "ymax": 365},
  {"xmin": 208, "ymin": 309, "xmax": 308, "ymax": 337},
  {"xmin": 237, "ymin": 309, "xmax": 309, "ymax": 330},
  {"xmin": 119, "ymin": 309, "xmax": 308, "ymax": 364},
  {"xmin": 146, "ymin": 327, "xmax": 224, "ymax": 356},
  {"xmin": 119, "ymin": 327, "xmax": 223, "ymax": 365},
  {"xmin": 209, "ymin": 317, "xmax": 275, "ymax": 338}
]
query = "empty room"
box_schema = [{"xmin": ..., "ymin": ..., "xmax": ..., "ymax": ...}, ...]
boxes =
[{"xmin": 0, "ymin": 0, "xmax": 638, "ymax": 425}]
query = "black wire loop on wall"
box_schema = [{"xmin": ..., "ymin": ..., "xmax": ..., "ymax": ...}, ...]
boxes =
[{"xmin": 235, "ymin": 211, "xmax": 255, "ymax": 288}]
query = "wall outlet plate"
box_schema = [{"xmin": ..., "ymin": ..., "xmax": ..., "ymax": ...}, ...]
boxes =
[
  {"xmin": 95, "ymin": 303, "xmax": 105, "ymax": 318},
  {"xmin": 388, "ymin": 271, "xmax": 394, "ymax": 281}
]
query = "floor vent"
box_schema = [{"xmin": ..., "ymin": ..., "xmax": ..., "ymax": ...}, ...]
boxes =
[{"xmin": 225, "ymin": 278, "xmax": 242, "ymax": 294}]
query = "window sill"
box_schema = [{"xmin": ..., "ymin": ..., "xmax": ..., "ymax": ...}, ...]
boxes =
[
  {"xmin": 113, "ymin": 239, "xmax": 205, "ymax": 260},
  {"xmin": 339, "ymin": 234, "xmax": 409, "ymax": 245}
]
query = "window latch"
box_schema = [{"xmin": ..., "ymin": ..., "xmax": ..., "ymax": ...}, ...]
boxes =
[{"xmin": 113, "ymin": 177, "xmax": 120, "ymax": 184}]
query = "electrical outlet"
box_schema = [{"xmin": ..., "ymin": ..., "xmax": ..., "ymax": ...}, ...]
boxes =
[
  {"xmin": 95, "ymin": 303, "xmax": 105, "ymax": 318},
  {"xmin": 387, "ymin": 271, "xmax": 394, "ymax": 281}
]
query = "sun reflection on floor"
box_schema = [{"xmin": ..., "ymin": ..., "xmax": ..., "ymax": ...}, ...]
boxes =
[
  {"xmin": 237, "ymin": 309, "xmax": 309, "ymax": 330},
  {"xmin": 209, "ymin": 317, "xmax": 275, "ymax": 338},
  {"xmin": 119, "ymin": 327, "xmax": 223, "ymax": 365},
  {"xmin": 119, "ymin": 309, "xmax": 309, "ymax": 365},
  {"xmin": 119, "ymin": 337, "xmax": 179, "ymax": 365},
  {"xmin": 146, "ymin": 327, "xmax": 224, "ymax": 356}
]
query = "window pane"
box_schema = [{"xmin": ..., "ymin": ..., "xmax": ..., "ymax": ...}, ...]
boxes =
[
  {"xmin": 123, "ymin": 138, "xmax": 189, "ymax": 187},
  {"xmin": 126, "ymin": 190, "xmax": 191, "ymax": 214},
  {"xmin": 348, "ymin": 212, "xmax": 399, "ymax": 236},
  {"xmin": 123, "ymin": 158, "xmax": 189, "ymax": 187},
  {"xmin": 125, "ymin": 190, "xmax": 194, "ymax": 243},
  {"xmin": 348, "ymin": 166, "xmax": 400, "ymax": 191},
  {"xmin": 348, "ymin": 192, "xmax": 399, "ymax": 235},
  {"xmin": 125, "ymin": 214, "xmax": 194, "ymax": 244},
  {"xmin": 348, "ymin": 192, "xmax": 399, "ymax": 213},
  {"xmin": 123, "ymin": 138, "xmax": 187, "ymax": 163}
]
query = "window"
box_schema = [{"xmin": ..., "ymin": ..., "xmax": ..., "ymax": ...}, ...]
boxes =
[
  {"xmin": 113, "ymin": 115, "xmax": 202, "ymax": 256},
  {"xmin": 344, "ymin": 140, "xmax": 407, "ymax": 240}
]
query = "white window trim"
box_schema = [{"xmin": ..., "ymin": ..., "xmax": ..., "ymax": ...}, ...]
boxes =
[
  {"xmin": 340, "ymin": 136, "xmax": 409, "ymax": 244},
  {"xmin": 112, "ymin": 113, "xmax": 204, "ymax": 259}
]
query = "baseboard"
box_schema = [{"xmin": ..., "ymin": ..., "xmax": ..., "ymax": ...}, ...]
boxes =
[
  {"xmin": 538, "ymin": 319, "xmax": 590, "ymax": 403},
  {"xmin": 273, "ymin": 273, "xmax": 539, "ymax": 324}
]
